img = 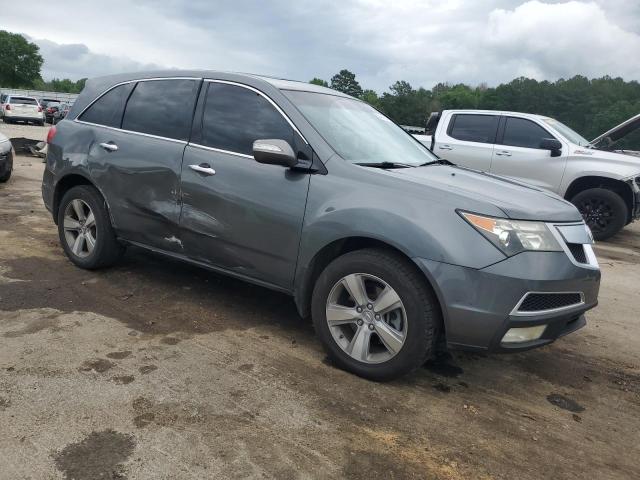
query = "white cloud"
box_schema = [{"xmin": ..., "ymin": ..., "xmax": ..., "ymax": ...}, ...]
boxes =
[{"xmin": 2, "ymin": 0, "xmax": 640, "ymax": 91}]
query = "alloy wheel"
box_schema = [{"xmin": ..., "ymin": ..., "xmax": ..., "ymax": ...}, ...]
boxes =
[
  {"xmin": 325, "ymin": 273, "xmax": 407, "ymax": 364},
  {"xmin": 577, "ymin": 198, "xmax": 614, "ymax": 234},
  {"xmin": 63, "ymin": 199, "xmax": 97, "ymax": 258}
]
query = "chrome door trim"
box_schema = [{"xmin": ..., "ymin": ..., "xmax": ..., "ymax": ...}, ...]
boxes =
[
  {"xmin": 188, "ymin": 142, "xmax": 254, "ymax": 160},
  {"xmin": 203, "ymin": 79, "xmax": 309, "ymax": 145},
  {"xmin": 74, "ymin": 76, "xmax": 202, "ymax": 120},
  {"xmin": 73, "ymin": 120, "xmax": 189, "ymax": 145}
]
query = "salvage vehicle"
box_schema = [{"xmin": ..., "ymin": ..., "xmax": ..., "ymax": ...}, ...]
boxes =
[
  {"xmin": 1, "ymin": 95, "xmax": 45, "ymax": 125},
  {"xmin": 0, "ymin": 132, "xmax": 13, "ymax": 183},
  {"xmin": 413, "ymin": 111, "xmax": 640, "ymax": 240},
  {"xmin": 42, "ymin": 72, "xmax": 601, "ymax": 380}
]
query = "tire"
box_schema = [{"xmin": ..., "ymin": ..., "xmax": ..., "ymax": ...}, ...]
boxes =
[
  {"xmin": 311, "ymin": 248, "xmax": 440, "ymax": 381},
  {"xmin": 571, "ymin": 188, "xmax": 628, "ymax": 241},
  {"xmin": 57, "ymin": 185, "xmax": 124, "ymax": 269},
  {"xmin": 0, "ymin": 165, "xmax": 11, "ymax": 183}
]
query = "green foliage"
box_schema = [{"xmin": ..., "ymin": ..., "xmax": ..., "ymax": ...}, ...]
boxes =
[
  {"xmin": 325, "ymin": 69, "xmax": 640, "ymax": 148},
  {"xmin": 309, "ymin": 78, "xmax": 328, "ymax": 87},
  {"xmin": 32, "ymin": 77, "xmax": 87, "ymax": 94},
  {"xmin": 330, "ymin": 69, "xmax": 363, "ymax": 98},
  {"xmin": 0, "ymin": 31, "xmax": 43, "ymax": 88}
]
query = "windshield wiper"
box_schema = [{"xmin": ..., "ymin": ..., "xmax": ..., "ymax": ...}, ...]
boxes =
[
  {"xmin": 418, "ymin": 159, "xmax": 455, "ymax": 166},
  {"xmin": 355, "ymin": 161, "xmax": 416, "ymax": 169}
]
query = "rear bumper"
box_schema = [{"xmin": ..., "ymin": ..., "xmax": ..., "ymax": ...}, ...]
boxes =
[
  {"xmin": 415, "ymin": 251, "xmax": 600, "ymax": 352},
  {"xmin": 4, "ymin": 113, "xmax": 44, "ymax": 122}
]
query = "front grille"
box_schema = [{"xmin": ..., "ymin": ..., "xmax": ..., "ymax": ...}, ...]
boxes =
[
  {"xmin": 518, "ymin": 293, "xmax": 583, "ymax": 313},
  {"xmin": 567, "ymin": 243, "xmax": 587, "ymax": 264}
]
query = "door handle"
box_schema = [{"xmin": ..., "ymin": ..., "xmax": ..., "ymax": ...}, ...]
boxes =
[
  {"xmin": 439, "ymin": 144, "xmax": 453, "ymax": 150},
  {"xmin": 495, "ymin": 150, "xmax": 512, "ymax": 156},
  {"xmin": 189, "ymin": 163, "xmax": 216, "ymax": 176},
  {"xmin": 99, "ymin": 142, "xmax": 118, "ymax": 152}
]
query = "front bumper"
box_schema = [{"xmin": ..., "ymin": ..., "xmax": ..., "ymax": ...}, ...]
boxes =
[{"xmin": 415, "ymin": 250, "xmax": 600, "ymax": 352}]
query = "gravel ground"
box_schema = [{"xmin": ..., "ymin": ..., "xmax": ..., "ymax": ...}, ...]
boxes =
[{"xmin": 1, "ymin": 123, "xmax": 639, "ymax": 479}]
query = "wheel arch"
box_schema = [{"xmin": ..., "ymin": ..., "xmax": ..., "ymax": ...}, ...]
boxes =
[
  {"xmin": 293, "ymin": 236, "xmax": 446, "ymax": 336},
  {"xmin": 564, "ymin": 175, "xmax": 634, "ymax": 224},
  {"xmin": 52, "ymin": 173, "xmax": 112, "ymax": 225}
]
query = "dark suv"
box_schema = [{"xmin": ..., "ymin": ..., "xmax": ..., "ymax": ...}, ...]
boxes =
[{"xmin": 42, "ymin": 71, "xmax": 601, "ymax": 380}]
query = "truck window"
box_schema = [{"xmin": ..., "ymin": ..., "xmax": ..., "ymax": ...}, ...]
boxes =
[
  {"xmin": 448, "ymin": 114, "xmax": 498, "ymax": 143},
  {"xmin": 79, "ymin": 83, "xmax": 135, "ymax": 128},
  {"xmin": 200, "ymin": 82, "xmax": 293, "ymax": 156},
  {"xmin": 122, "ymin": 79, "xmax": 199, "ymax": 141},
  {"xmin": 501, "ymin": 117, "xmax": 553, "ymax": 149}
]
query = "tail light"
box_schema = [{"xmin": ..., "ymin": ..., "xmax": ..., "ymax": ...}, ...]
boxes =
[
  {"xmin": 46, "ymin": 125, "xmax": 57, "ymax": 144},
  {"xmin": 5, "ymin": 104, "xmax": 10, "ymax": 111},
  {"xmin": 38, "ymin": 106, "xmax": 43, "ymax": 112}
]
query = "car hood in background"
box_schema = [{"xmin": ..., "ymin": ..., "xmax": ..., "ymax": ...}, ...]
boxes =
[
  {"xmin": 386, "ymin": 165, "xmax": 582, "ymax": 222},
  {"xmin": 589, "ymin": 113, "xmax": 640, "ymax": 149}
]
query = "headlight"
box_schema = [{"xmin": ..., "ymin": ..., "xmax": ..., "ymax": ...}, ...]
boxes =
[{"xmin": 460, "ymin": 211, "xmax": 562, "ymax": 256}]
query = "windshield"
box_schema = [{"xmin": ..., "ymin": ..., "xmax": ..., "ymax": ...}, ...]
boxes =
[
  {"xmin": 283, "ymin": 90, "xmax": 438, "ymax": 165},
  {"xmin": 541, "ymin": 117, "xmax": 590, "ymax": 146}
]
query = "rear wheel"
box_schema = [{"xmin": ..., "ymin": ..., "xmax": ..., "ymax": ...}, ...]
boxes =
[
  {"xmin": 571, "ymin": 188, "xmax": 627, "ymax": 241},
  {"xmin": 57, "ymin": 185, "xmax": 124, "ymax": 269},
  {"xmin": 311, "ymin": 248, "xmax": 439, "ymax": 381}
]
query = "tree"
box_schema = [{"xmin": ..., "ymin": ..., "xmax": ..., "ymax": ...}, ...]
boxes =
[
  {"xmin": 309, "ymin": 78, "xmax": 328, "ymax": 87},
  {"xmin": 0, "ymin": 31, "xmax": 43, "ymax": 88},
  {"xmin": 360, "ymin": 89, "xmax": 380, "ymax": 108},
  {"xmin": 330, "ymin": 69, "xmax": 363, "ymax": 98}
]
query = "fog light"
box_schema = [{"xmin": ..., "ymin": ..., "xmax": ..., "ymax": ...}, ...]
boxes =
[{"xmin": 502, "ymin": 325, "xmax": 547, "ymax": 344}]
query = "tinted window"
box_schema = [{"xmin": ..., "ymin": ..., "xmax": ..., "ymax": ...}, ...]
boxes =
[
  {"xmin": 201, "ymin": 83, "xmax": 293, "ymax": 155},
  {"xmin": 449, "ymin": 114, "xmax": 498, "ymax": 143},
  {"xmin": 79, "ymin": 83, "xmax": 135, "ymax": 128},
  {"xmin": 10, "ymin": 97, "xmax": 38, "ymax": 105},
  {"xmin": 502, "ymin": 117, "xmax": 552, "ymax": 149},
  {"xmin": 122, "ymin": 79, "xmax": 198, "ymax": 140}
]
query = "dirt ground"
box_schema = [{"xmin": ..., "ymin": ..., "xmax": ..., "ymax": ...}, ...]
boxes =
[{"xmin": 1, "ymin": 123, "xmax": 639, "ymax": 480}]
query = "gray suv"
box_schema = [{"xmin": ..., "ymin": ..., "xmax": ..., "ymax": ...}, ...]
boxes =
[{"xmin": 42, "ymin": 71, "xmax": 601, "ymax": 380}]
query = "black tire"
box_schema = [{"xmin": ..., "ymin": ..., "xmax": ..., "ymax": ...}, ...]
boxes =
[
  {"xmin": 311, "ymin": 248, "xmax": 440, "ymax": 381},
  {"xmin": 57, "ymin": 185, "xmax": 124, "ymax": 269},
  {"xmin": 571, "ymin": 188, "xmax": 628, "ymax": 241},
  {"xmin": 0, "ymin": 154, "xmax": 12, "ymax": 183}
]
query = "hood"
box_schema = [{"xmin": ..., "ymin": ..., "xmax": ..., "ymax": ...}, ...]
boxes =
[
  {"xmin": 589, "ymin": 113, "xmax": 640, "ymax": 149},
  {"xmin": 382, "ymin": 165, "xmax": 582, "ymax": 222}
]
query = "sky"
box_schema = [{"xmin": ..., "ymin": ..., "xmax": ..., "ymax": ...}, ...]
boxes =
[{"xmin": 3, "ymin": 0, "xmax": 640, "ymax": 93}]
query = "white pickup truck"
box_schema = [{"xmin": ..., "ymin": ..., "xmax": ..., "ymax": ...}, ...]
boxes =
[{"xmin": 412, "ymin": 110, "xmax": 640, "ymax": 240}]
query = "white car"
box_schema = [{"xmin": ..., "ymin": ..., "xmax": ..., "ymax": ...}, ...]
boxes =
[
  {"xmin": 413, "ymin": 110, "xmax": 640, "ymax": 240},
  {"xmin": 1, "ymin": 95, "xmax": 45, "ymax": 126}
]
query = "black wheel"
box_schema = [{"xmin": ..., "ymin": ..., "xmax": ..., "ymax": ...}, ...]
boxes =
[
  {"xmin": 0, "ymin": 153, "xmax": 12, "ymax": 183},
  {"xmin": 311, "ymin": 248, "xmax": 440, "ymax": 381},
  {"xmin": 57, "ymin": 185, "xmax": 125, "ymax": 269},
  {"xmin": 571, "ymin": 188, "xmax": 627, "ymax": 241}
]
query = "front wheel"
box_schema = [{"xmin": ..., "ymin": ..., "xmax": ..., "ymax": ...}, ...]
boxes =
[
  {"xmin": 57, "ymin": 185, "xmax": 125, "ymax": 269},
  {"xmin": 311, "ymin": 248, "xmax": 440, "ymax": 381},
  {"xmin": 571, "ymin": 188, "xmax": 628, "ymax": 241}
]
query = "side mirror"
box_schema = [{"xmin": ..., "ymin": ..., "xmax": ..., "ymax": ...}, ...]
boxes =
[
  {"xmin": 253, "ymin": 139, "xmax": 297, "ymax": 168},
  {"xmin": 540, "ymin": 138, "xmax": 562, "ymax": 157}
]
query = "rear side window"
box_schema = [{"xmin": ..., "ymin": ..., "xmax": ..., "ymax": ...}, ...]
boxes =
[
  {"xmin": 448, "ymin": 114, "xmax": 499, "ymax": 143},
  {"xmin": 10, "ymin": 97, "xmax": 38, "ymax": 105},
  {"xmin": 501, "ymin": 117, "xmax": 553, "ymax": 149},
  {"xmin": 200, "ymin": 82, "xmax": 293, "ymax": 155},
  {"xmin": 79, "ymin": 83, "xmax": 135, "ymax": 128},
  {"xmin": 122, "ymin": 79, "xmax": 199, "ymax": 141}
]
